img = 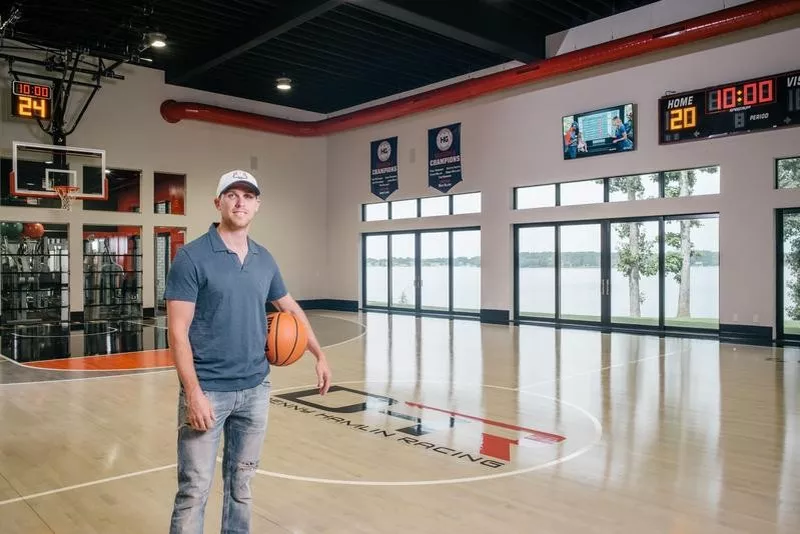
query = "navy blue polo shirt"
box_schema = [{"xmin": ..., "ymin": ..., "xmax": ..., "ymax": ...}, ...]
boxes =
[{"xmin": 164, "ymin": 223, "xmax": 288, "ymax": 391}]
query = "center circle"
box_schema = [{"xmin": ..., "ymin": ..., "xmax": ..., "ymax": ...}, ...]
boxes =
[{"xmin": 258, "ymin": 380, "xmax": 602, "ymax": 486}]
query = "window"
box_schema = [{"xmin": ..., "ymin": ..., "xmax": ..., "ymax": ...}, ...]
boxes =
[
  {"xmin": 777, "ymin": 156, "xmax": 800, "ymax": 189},
  {"xmin": 662, "ymin": 166, "xmax": 719, "ymax": 197},
  {"xmin": 608, "ymin": 173, "xmax": 659, "ymax": 202},
  {"xmin": 421, "ymin": 196, "xmax": 449, "ymax": 217},
  {"xmin": 514, "ymin": 165, "xmax": 719, "ymax": 209},
  {"xmin": 362, "ymin": 192, "xmax": 481, "ymax": 221},
  {"xmin": 364, "ymin": 202, "xmax": 389, "ymax": 221},
  {"xmin": 83, "ymin": 168, "xmax": 142, "ymax": 213},
  {"xmin": 83, "ymin": 225, "xmax": 143, "ymax": 320},
  {"xmin": 390, "ymin": 199, "xmax": 417, "ymax": 219},
  {"xmin": 153, "ymin": 172, "xmax": 186, "ymax": 214},
  {"xmin": 515, "ymin": 184, "xmax": 555, "ymax": 209},
  {"xmin": 452, "ymin": 192, "xmax": 481, "ymax": 214},
  {"xmin": 559, "ymin": 179, "xmax": 604, "ymax": 206}
]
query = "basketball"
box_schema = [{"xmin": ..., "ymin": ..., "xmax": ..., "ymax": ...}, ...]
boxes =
[{"xmin": 265, "ymin": 312, "xmax": 308, "ymax": 366}]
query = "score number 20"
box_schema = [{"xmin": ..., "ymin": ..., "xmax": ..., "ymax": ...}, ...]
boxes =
[{"xmin": 668, "ymin": 106, "xmax": 697, "ymax": 131}]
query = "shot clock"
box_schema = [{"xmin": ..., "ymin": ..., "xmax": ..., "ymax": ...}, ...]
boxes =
[
  {"xmin": 10, "ymin": 80, "xmax": 52, "ymax": 120},
  {"xmin": 659, "ymin": 69, "xmax": 800, "ymax": 144}
]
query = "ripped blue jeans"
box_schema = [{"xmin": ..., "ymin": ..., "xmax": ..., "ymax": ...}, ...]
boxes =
[{"xmin": 169, "ymin": 376, "xmax": 270, "ymax": 534}]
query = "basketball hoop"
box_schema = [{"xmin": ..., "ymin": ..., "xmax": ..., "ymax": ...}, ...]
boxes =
[{"xmin": 54, "ymin": 185, "xmax": 79, "ymax": 211}]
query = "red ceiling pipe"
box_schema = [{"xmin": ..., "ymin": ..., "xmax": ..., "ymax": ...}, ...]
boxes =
[{"xmin": 160, "ymin": 0, "xmax": 800, "ymax": 137}]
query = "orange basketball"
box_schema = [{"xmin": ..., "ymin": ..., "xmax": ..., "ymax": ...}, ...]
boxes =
[
  {"xmin": 265, "ymin": 312, "xmax": 308, "ymax": 366},
  {"xmin": 22, "ymin": 222, "xmax": 45, "ymax": 239}
]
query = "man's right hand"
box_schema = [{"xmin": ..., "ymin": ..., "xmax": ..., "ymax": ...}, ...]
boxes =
[{"xmin": 186, "ymin": 387, "xmax": 215, "ymax": 431}]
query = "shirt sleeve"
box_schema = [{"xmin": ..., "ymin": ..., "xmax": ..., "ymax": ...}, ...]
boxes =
[
  {"xmin": 267, "ymin": 264, "xmax": 288, "ymax": 302},
  {"xmin": 164, "ymin": 247, "xmax": 199, "ymax": 303}
]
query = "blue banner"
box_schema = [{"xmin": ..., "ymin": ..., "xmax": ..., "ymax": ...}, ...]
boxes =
[
  {"xmin": 428, "ymin": 123, "xmax": 462, "ymax": 193},
  {"xmin": 370, "ymin": 137, "xmax": 398, "ymax": 200}
]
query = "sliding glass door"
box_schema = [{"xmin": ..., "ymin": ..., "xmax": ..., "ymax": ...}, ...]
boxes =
[
  {"xmin": 609, "ymin": 219, "xmax": 661, "ymax": 327},
  {"xmin": 515, "ymin": 214, "xmax": 719, "ymax": 333},
  {"xmin": 363, "ymin": 227, "xmax": 480, "ymax": 316},
  {"xmin": 559, "ymin": 223, "xmax": 604, "ymax": 323},
  {"xmin": 777, "ymin": 209, "xmax": 800, "ymax": 341}
]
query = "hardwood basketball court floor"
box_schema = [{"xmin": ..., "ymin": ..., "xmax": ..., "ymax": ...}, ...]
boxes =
[{"xmin": 0, "ymin": 312, "xmax": 797, "ymax": 533}]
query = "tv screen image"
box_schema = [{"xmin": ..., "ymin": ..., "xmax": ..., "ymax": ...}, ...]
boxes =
[{"xmin": 563, "ymin": 103, "xmax": 634, "ymax": 160}]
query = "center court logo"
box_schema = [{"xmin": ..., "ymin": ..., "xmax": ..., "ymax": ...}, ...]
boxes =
[{"xmin": 272, "ymin": 384, "xmax": 566, "ymax": 470}]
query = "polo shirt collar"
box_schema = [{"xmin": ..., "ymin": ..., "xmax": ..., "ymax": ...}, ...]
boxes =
[{"xmin": 208, "ymin": 223, "xmax": 259, "ymax": 254}]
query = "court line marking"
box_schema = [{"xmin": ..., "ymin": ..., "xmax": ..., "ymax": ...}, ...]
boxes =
[
  {"xmin": 255, "ymin": 380, "xmax": 603, "ymax": 486},
  {"xmin": 0, "ymin": 464, "xmax": 177, "ymax": 507},
  {"xmin": 0, "ymin": 345, "xmax": 661, "ymax": 501}
]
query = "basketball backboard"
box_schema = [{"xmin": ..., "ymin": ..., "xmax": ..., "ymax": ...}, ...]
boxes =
[{"xmin": 9, "ymin": 141, "xmax": 108, "ymax": 201}]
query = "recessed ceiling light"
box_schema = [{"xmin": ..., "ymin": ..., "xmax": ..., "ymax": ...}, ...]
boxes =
[{"xmin": 276, "ymin": 77, "xmax": 292, "ymax": 91}]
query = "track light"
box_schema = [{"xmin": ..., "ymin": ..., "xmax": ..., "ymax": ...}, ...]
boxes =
[
  {"xmin": 147, "ymin": 32, "xmax": 167, "ymax": 48},
  {"xmin": 276, "ymin": 77, "xmax": 292, "ymax": 91}
]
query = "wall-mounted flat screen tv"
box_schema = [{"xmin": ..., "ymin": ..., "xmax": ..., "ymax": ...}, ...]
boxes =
[{"xmin": 563, "ymin": 103, "xmax": 635, "ymax": 160}]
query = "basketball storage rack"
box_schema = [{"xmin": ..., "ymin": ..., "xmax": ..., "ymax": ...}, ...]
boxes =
[{"xmin": 8, "ymin": 140, "xmax": 109, "ymax": 210}]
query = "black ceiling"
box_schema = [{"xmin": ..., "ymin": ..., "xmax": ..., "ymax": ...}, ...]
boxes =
[{"xmin": 0, "ymin": 0, "xmax": 659, "ymax": 114}]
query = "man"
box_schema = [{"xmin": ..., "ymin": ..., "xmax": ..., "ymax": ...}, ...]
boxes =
[
  {"xmin": 612, "ymin": 116, "xmax": 634, "ymax": 150},
  {"xmin": 164, "ymin": 169, "xmax": 332, "ymax": 533}
]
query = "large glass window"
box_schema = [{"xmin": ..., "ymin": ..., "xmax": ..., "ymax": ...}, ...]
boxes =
[
  {"xmin": 515, "ymin": 214, "xmax": 719, "ymax": 332},
  {"xmin": 83, "ymin": 225, "xmax": 143, "ymax": 320},
  {"xmin": 778, "ymin": 209, "xmax": 800, "ymax": 338},
  {"xmin": 362, "ymin": 228, "xmax": 480, "ymax": 316},
  {"xmin": 0, "ymin": 221, "xmax": 69, "ymax": 324}
]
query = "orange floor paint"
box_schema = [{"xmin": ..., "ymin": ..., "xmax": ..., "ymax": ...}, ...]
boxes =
[{"xmin": 24, "ymin": 349, "xmax": 174, "ymax": 371}]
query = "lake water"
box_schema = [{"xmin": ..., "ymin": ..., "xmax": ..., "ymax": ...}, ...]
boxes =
[{"xmin": 366, "ymin": 265, "xmax": 720, "ymax": 320}]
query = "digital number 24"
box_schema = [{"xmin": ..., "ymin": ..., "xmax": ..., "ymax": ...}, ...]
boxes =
[{"xmin": 18, "ymin": 96, "xmax": 47, "ymax": 118}]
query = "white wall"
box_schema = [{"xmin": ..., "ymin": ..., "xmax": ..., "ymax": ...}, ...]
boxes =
[
  {"xmin": 326, "ymin": 23, "xmax": 800, "ymax": 333},
  {"xmin": 0, "ymin": 61, "xmax": 329, "ymax": 313}
]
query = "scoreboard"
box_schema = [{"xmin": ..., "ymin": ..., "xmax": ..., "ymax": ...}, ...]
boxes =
[
  {"xmin": 10, "ymin": 80, "xmax": 52, "ymax": 120},
  {"xmin": 659, "ymin": 69, "xmax": 800, "ymax": 144}
]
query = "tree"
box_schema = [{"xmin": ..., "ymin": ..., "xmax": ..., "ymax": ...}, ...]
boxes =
[
  {"xmin": 608, "ymin": 176, "xmax": 658, "ymax": 317},
  {"xmin": 779, "ymin": 158, "xmax": 800, "ymax": 319}
]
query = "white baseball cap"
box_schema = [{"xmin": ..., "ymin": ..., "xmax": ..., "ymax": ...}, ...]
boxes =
[{"xmin": 216, "ymin": 169, "xmax": 261, "ymax": 197}]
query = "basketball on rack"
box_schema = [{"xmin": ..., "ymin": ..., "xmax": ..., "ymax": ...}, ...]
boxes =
[{"xmin": 265, "ymin": 312, "xmax": 308, "ymax": 366}]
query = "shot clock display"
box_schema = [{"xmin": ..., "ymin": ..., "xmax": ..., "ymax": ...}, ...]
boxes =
[
  {"xmin": 10, "ymin": 80, "xmax": 52, "ymax": 120},
  {"xmin": 659, "ymin": 69, "xmax": 800, "ymax": 144}
]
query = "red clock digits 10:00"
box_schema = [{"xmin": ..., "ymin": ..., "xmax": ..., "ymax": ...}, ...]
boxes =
[
  {"xmin": 707, "ymin": 78, "xmax": 775, "ymax": 112},
  {"xmin": 12, "ymin": 80, "xmax": 51, "ymax": 99}
]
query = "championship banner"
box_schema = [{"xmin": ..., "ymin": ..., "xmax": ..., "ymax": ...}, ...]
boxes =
[
  {"xmin": 428, "ymin": 123, "xmax": 462, "ymax": 193},
  {"xmin": 370, "ymin": 136, "xmax": 398, "ymax": 200}
]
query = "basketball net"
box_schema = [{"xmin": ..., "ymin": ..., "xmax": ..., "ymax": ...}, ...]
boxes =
[{"xmin": 54, "ymin": 185, "xmax": 79, "ymax": 211}]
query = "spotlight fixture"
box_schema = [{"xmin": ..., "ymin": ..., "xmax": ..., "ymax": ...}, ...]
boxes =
[
  {"xmin": 147, "ymin": 31, "xmax": 167, "ymax": 48},
  {"xmin": 276, "ymin": 77, "xmax": 292, "ymax": 91}
]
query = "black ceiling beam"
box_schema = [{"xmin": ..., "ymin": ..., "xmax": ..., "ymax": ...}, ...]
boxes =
[
  {"xmin": 168, "ymin": 0, "xmax": 345, "ymax": 84},
  {"xmin": 348, "ymin": 0, "xmax": 543, "ymax": 63}
]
